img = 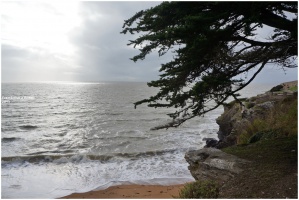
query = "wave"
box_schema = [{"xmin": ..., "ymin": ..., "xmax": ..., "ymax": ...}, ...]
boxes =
[
  {"xmin": 1, "ymin": 148, "xmax": 187, "ymax": 165},
  {"xmin": 89, "ymin": 135, "xmax": 149, "ymax": 141},
  {"xmin": 19, "ymin": 125, "xmax": 38, "ymax": 130},
  {"xmin": 109, "ymin": 112, "xmax": 123, "ymax": 116},
  {"xmin": 1, "ymin": 154, "xmax": 110, "ymax": 164},
  {"xmin": 2, "ymin": 137, "xmax": 21, "ymax": 142}
]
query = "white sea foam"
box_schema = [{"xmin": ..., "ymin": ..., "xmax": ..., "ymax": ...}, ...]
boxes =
[
  {"xmin": 2, "ymin": 150, "xmax": 194, "ymax": 198},
  {"xmin": 1, "ymin": 82, "xmax": 271, "ymax": 198}
]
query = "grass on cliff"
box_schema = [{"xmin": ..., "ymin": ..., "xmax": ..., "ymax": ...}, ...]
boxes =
[
  {"xmin": 219, "ymin": 96, "xmax": 298, "ymax": 198},
  {"xmin": 289, "ymin": 85, "xmax": 298, "ymax": 92},
  {"xmin": 223, "ymin": 134, "xmax": 297, "ymax": 166},
  {"xmin": 237, "ymin": 96, "xmax": 297, "ymax": 144},
  {"xmin": 178, "ymin": 135, "xmax": 298, "ymax": 199},
  {"xmin": 220, "ymin": 134, "xmax": 297, "ymax": 198},
  {"xmin": 177, "ymin": 95, "xmax": 298, "ymax": 199}
]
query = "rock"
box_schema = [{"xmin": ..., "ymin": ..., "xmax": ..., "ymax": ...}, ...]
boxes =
[
  {"xmin": 215, "ymin": 103, "xmax": 243, "ymax": 147},
  {"xmin": 202, "ymin": 137, "xmax": 216, "ymax": 141},
  {"xmin": 185, "ymin": 148, "xmax": 250, "ymax": 183},
  {"xmin": 215, "ymin": 134, "xmax": 237, "ymax": 149},
  {"xmin": 257, "ymin": 101, "xmax": 275, "ymax": 109},
  {"xmin": 203, "ymin": 138, "xmax": 218, "ymax": 148},
  {"xmin": 215, "ymin": 97, "xmax": 278, "ymax": 148}
]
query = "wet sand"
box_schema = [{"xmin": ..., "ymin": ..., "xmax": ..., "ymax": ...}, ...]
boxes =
[{"xmin": 61, "ymin": 184, "xmax": 185, "ymax": 199}]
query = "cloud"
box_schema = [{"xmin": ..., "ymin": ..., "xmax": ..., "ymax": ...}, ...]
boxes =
[
  {"xmin": 69, "ymin": 1, "xmax": 165, "ymax": 82},
  {"xmin": 1, "ymin": 1, "xmax": 168, "ymax": 82},
  {"xmin": 1, "ymin": 1, "xmax": 297, "ymax": 83},
  {"xmin": 1, "ymin": 44, "xmax": 78, "ymax": 82}
]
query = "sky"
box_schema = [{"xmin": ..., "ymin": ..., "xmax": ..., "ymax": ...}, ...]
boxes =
[{"xmin": 1, "ymin": 1, "xmax": 298, "ymax": 84}]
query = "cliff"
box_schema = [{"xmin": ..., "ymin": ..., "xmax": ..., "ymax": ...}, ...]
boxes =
[
  {"xmin": 215, "ymin": 81, "xmax": 297, "ymax": 148},
  {"xmin": 184, "ymin": 81, "xmax": 298, "ymax": 198},
  {"xmin": 185, "ymin": 148, "xmax": 250, "ymax": 183}
]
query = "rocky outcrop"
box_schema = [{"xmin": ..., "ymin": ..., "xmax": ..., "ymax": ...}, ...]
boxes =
[
  {"xmin": 185, "ymin": 81, "xmax": 297, "ymax": 192},
  {"xmin": 203, "ymin": 138, "xmax": 218, "ymax": 148},
  {"xmin": 214, "ymin": 80, "xmax": 297, "ymax": 149},
  {"xmin": 215, "ymin": 95, "xmax": 280, "ymax": 148},
  {"xmin": 215, "ymin": 102, "xmax": 243, "ymax": 148},
  {"xmin": 185, "ymin": 148, "xmax": 249, "ymax": 183}
]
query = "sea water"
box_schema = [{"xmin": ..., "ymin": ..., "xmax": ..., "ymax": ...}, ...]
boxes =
[{"xmin": 1, "ymin": 82, "xmax": 272, "ymax": 198}]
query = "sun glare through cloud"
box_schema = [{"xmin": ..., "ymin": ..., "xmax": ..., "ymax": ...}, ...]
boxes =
[
  {"xmin": 2, "ymin": 2, "xmax": 81, "ymax": 56},
  {"xmin": 1, "ymin": 1, "xmax": 82, "ymax": 82}
]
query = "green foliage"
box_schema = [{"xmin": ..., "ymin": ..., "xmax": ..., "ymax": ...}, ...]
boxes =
[
  {"xmin": 237, "ymin": 97, "xmax": 297, "ymax": 144},
  {"xmin": 248, "ymin": 130, "xmax": 279, "ymax": 143},
  {"xmin": 223, "ymin": 134, "xmax": 298, "ymax": 165},
  {"xmin": 237, "ymin": 119, "xmax": 268, "ymax": 144},
  {"xmin": 122, "ymin": 2, "xmax": 298, "ymax": 129},
  {"xmin": 245, "ymin": 101, "xmax": 255, "ymax": 109},
  {"xmin": 270, "ymin": 84, "xmax": 283, "ymax": 92},
  {"xmin": 278, "ymin": 97, "xmax": 298, "ymax": 136},
  {"xmin": 177, "ymin": 180, "xmax": 219, "ymax": 199},
  {"xmin": 289, "ymin": 85, "xmax": 298, "ymax": 92}
]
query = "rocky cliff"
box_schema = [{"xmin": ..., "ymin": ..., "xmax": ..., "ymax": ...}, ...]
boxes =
[
  {"xmin": 185, "ymin": 148, "xmax": 250, "ymax": 184},
  {"xmin": 215, "ymin": 90, "xmax": 296, "ymax": 148},
  {"xmin": 185, "ymin": 81, "xmax": 298, "ymax": 196}
]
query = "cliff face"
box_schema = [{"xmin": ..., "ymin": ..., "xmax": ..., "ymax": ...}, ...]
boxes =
[
  {"xmin": 185, "ymin": 148, "xmax": 250, "ymax": 183},
  {"xmin": 215, "ymin": 89, "xmax": 298, "ymax": 148},
  {"xmin": 215, "ymin": 94, "xmax": 279, "ymax": 148},
  {"xmin": 185, "ymin": 82, "xmax": 297, "ymax": 185}
]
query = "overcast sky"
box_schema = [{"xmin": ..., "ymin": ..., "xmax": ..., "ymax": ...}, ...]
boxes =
[{"xmin": 1, "ymin": 1, "xmax": 298, "ymax": 84}]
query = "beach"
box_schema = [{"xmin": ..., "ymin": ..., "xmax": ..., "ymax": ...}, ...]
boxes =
[{"xmin": 61, "ymin": 184, "xmax": 185, "ymax": 199}]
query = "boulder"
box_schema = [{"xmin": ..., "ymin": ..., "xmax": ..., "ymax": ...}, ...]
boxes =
[
  {"xmin": 203, "ymin": 138, "xmax": 218, "ymax": 148},
  {"xmin": 185, "ymin": 148, "xmax": 250, "ymax": 183}
]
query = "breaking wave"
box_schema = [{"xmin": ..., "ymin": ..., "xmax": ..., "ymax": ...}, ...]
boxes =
[{"xmin": 1, "ymin": 148, "xmax": 190, "ymax": 165}]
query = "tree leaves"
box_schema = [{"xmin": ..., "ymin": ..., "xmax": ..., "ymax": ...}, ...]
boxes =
[{"xmin": 121, "ymin": 2, "xmax": 298, "ymax": 129}]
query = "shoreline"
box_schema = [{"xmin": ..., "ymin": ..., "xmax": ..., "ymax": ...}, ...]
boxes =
[{"xmin": 60, "ymin": 184, "xmax": 185, "ymax": 199}]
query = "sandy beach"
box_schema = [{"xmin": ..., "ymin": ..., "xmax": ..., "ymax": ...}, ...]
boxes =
[{"xmin": 61, "ymin": 184, "xmax": 185, "ymax": 199}]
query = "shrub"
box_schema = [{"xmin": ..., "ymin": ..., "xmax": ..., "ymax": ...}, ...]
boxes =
[
  {"xmin": 289, "ymin": 85, "xmax": 298, "ymax": 92},
  {"xmin": 237, "ymin": 119, "xmax": 268, "ymax": 144},
  {"xmin": 177, "ymin": 180, "xmax": 219, "ymax": 199},
  {"xmin": 277, "ymin": 98, "xmax": 297, "ymax": 136},
  {"xmin": 248, "ymin": 130, "xmax": 279, "ymax": 143},
  {"xmin": 245, "ymin": 101, "xmax": 255, "ymax": 109},
  {"xmin": 270, "ymin": 84, "xmax": 283, "ymax": 92}
]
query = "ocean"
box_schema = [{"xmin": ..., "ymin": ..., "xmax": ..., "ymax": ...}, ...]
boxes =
[{"xmin": 1, "ymin": 82, "xmax": 273, "ymax": 198}]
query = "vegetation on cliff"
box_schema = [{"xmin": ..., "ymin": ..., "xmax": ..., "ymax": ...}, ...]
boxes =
[
  {"xmin": 220, "ymin": 134, "xmax": 297, "ymax": 198},
  {"xmin": 237, "ymin": 96, "xmax": 297, "ymax": 144},
  {"xmin": 181, "ymin": 84, "xmax": 297, "ymax": 198},
  {"xmin": 177, "ymin": 180, "xmax": 219, "ymax": 198},
  {"xmin": 215, "ymin": 84, "xmax": 297, "ymax": 148}
]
